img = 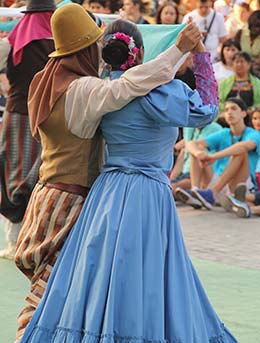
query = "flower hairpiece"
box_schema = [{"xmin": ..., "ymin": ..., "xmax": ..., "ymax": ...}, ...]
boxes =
[{"xmin": 112, "ymin": 32, "xmax": 140, "ymax": 70}]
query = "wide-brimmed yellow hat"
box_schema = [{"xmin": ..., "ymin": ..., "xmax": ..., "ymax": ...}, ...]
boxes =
[{"xmin": 49, "ymin": 3, "xmax": 103, "ymax": 58}]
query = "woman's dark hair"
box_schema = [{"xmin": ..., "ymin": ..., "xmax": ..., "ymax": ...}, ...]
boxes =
[
  {"xmin": 225, "ymin": 97, "xmax": 250, "ymax": 125},
  {"xmin": 232, "ymin": 51, "xmax": 252, "ymax": 63},
  {"xmin": 89, "ymin": 0, "xmax": 106, "ymax": 7},
  {"xmin": 225, "ymin": 97, "xmax": 247, "ymax": 111},
  {"xmin": 248, "ymin": 9, "xmax": 260, "ymax": 31},
  {"xmin": 248, "ymin": 106, "xmax": 260, "ymax": 127},
  {"xmin": 220, "ymin": 39, "xmax": 241, "ymax": 64},
  {"xmin": 71, "ymin": 0, "xmax": 84, "ymax": 4},
  {"xmin": 102, "ymin": 19, "xmax": 143, "ymax": 70},
  {"xmin": 237, "ymin": 2, "xmax": 250, "ymax": 12},
  {"xmin": 86, "ymin": 10, "xmax": 102, "ymax": 27},
  {"xmin": 156, "ymin": 1, "xmax": 179, "ymax": 24},
  {"xmin": 131, "ymin": 0, "xmax": 147, "ymax": 13}
]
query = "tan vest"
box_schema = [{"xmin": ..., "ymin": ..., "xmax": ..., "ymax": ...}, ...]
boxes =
[{"xmin": 38, "ymin": 94, "xmax": 103, "ymax": 188}]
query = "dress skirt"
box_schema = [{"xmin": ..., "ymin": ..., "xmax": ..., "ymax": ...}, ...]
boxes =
[{"xmin": 20, "ymin": 170, "xmax": 238, "ymax": 343}]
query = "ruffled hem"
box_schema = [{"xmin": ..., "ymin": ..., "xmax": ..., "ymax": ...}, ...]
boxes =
[{"xmin": 21, "ymin": 325, "xmax": 236, "ymax": 343}]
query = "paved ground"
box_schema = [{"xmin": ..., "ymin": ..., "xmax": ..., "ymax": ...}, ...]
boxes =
[
  {"xmin": 178, "ymin": 205, "xmax": 260, "ymax": 270},
  {"xmin": 0, "ymin": 206, "xmax": 259, "ymax": 343}
]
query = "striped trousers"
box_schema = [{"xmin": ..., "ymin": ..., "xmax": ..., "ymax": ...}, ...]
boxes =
[
  {"xmin": 15, "ymin": 183, "xmax": 86, "ymax": 342},
  {"xmin": 0, "ymin": 111, "xmax": 41, "ymax": 224}
]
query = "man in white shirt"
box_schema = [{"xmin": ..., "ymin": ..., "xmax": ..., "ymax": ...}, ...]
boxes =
[
  {"xmin": 183, "ymin": 0, "xmax": 228, "ymax": 62},
  {"xmin": 214, "ymin": 0, "xmax": 233, "ymax": 19}
]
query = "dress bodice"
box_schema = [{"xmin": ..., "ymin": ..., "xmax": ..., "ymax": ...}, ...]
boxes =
[
  {"xmin": 101, "ymin": 70, "xmax": 218, "ymax": 185},
  {"xmin": 101, "ymin": 97, "xmax": 178, "ymax": 185}
]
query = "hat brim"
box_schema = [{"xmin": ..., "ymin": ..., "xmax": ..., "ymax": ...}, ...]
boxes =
[{"xmin": 49, "ymin": 30, "xmax": 103, "ymax": 58}]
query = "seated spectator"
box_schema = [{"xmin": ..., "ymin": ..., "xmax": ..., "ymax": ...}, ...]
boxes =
[
  {"xmin": 156, "ymin": 1, "xmax": 179, "ymax": 24},
  {"xmin": 122, "ymin": 0, "xmax": 150, "ymax": 24},
  {"xmin": 175, "ymin": 98, "xmax": 260, "ymax": 209},
  {"xmin": 249, "ymin": 105, "xmax": 260, "ymax": 132},
  {"xmin": 221, "ymin": 106, "xmax": 260, "ymax": 217},
  {"xmin": 182, "ymin": 0, "xmax": 227, "ymax": 62},
  {"xmin": 172, "ymin": 122, "xmax": 222, "ymax": 208},
  {"xmin": 0, "ymin": 70, "xmax": 9, "ymax": 118},
  {"xmin": 219, "ymin": 51, "xmax": 260, "ymax": 113},
  {"xmin": 235, "ymin": 10, "xmax": 260, "ymax": 77},
  {"xmin": 213, "ymin": 38, "xmax": 241, "ymax": 82},
  {"xmin": 221, "ymin": 190, "xmax": 260, "ymax": 217},
  {"xmin": 225, "ymin": 2, "xmax": 250, "ymax": 38}
]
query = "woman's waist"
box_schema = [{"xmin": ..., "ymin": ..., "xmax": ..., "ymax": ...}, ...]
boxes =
[{"xmin": 102, "ymin": 159, "xmax": 171, "ymax": 186}]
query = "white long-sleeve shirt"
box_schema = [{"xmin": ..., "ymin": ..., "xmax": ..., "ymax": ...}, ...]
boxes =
[{"xmin": 64, "ymin": 45, "xmax": 185, "ymax": 139}]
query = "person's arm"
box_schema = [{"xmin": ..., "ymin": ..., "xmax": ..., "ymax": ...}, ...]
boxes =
[
  {"xmin": 217, "ymin": 12, "xmax": 228, "ymax": 43},
  {"xmin": 175, "ymin": 138, "xmax": 185, "ymax": 151},
  {"xmin": 195, "ymin": 140, "xmax": 257, "ymax": 168},
  {"xmin": 136, "ymin": 45, "xmax": 219, "ymax": 129},
  {"xmin": 211, "ymin": 140, "xmax": 257, "ymax": 160},
  {"xmin": 192, "ymin": 44, "xmax": 219, "ymax": 107},
  {"xmin": 186, "ymin": 139, "xmax": 208, "ymax": 157},
  {"xmin": 65, "ymin": 23, "xmax": 202, "ymax": 138},
  {"xmin": 219, "ymin": 36, "xmax": 227, "ymax": 44},
  {"xmin": 0, "ymin": 20, "xmax": 18, "ymax": 33},
  {"xmin": 169, "ymin": 148, "xmax": 185, "ymax": 180}
]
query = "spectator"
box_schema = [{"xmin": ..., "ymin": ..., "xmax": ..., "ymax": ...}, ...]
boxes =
[
  {"xmin": 156, "ymin": 1, "xmax": 179, "ymax": 24},
  {"xmin": 0, "ymin": 0, "xmax": 56, "ymax": 261},
  {"xmin": 235, "ymin": 10, "xmax": 260, "ymax": 76},
  {"xmin": 0, "ymin": 69, "xmax": 9, "ymax": 117},
  {"xmin": 171, "ymin": 53, "xmax": 222, "ymax": 204},
  {"xmin": 248, "ymin": 105, "xmax": 260, "ymax": 130},
  {"xmin": 182, "ymin": 0, "xmax": 227, "ymax": 62},
  {"xmin": 214, "ymin": 0, "xmax": 233, "ymax": 20},
  {"xmin": 175, "ymin": 53, "xmax": 196, "ymax": 88},
  {"xmin": 248, "ymin": 0, "xmax": 260, "ymax": 11},
  {"xmin": 213, "ymin": 38, "xmax": 241, "ymax": 82},
  {"xmin": 175, "ymin": 98, "xmax": 260, "ymax": 209},
  {"xmin": 178, "ymin": 0, "xmax": 197, "ymax": 19},
  {"xmin": 225, "ymin": 2, "xmax": 250, "ymax": 38},
  {"xmin": 122, "ymin": 0, "xmax": 150, "ymax": 23},
  {"xmin": 87, "ymin": 0, "xmax": 108, "ymax": 13},
  {"xmin": 219, "ymin": 51, "xmax": 260, "ymax": 113},
  {"xmin": 0, "ymin": 16, "xmax": 9, "ymax": 39},
  {"xmin": 221, "ymin": 186, "xmax": 260, "ymax": 217},
  {"xmin": 172, "ymin": 122, "xmax": 222, "ymax": 207}
]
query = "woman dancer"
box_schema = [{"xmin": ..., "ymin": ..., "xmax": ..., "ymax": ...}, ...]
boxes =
[{"xmin": 20, "ymin": 19, "xmax": 238, "ymax": 343}]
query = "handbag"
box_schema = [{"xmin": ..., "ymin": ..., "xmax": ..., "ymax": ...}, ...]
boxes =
[{"xmin": 202, "ymin": 11, "xmax": 216, "ymax": 44}]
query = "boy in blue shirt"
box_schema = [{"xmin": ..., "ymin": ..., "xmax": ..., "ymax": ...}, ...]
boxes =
[{"xmin": 176, "ymin": 98, "xmax": 260, "ymax": 209}]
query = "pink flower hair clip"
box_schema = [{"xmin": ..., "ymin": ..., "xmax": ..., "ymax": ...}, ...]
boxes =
[{"xmin": 113, "ymin": 32, "xmax": 140, "ymax": 70}]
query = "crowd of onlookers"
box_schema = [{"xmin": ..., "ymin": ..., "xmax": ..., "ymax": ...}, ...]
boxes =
[{"xmin": 0, "ymin": 0, "xmax": 260, "ymax": 218}]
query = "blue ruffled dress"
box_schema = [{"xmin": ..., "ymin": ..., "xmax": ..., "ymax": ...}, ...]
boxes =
[{"xmin": 20, "ymin": 70, "xmax": 238, "ymax": 343}]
